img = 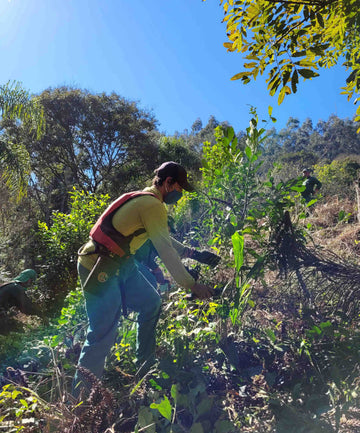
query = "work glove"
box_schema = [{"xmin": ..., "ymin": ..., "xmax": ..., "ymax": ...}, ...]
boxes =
[
  {"xmin": 190, "ymin": 249, "xmax": 220, "ymax": 267},
  {"xmin": 151, "ymin": 267, "xmax": 168, "ymax": 285},
  {"xmin": 190, "ymin": 283, "xmax": 214, "ymax": 300}
]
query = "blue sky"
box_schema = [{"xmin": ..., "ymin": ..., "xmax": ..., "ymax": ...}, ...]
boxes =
[{"xmin": 0, "ymin": 0, "xmax": 355, "ymax": 135}]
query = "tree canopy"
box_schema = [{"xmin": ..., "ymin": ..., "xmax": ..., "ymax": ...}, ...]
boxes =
[
  {"xmin": 12, "ymin": 87, "xmax": 158, "ymax": 216},
  {"xmin": 0, "ymin": 81, "xmax": 44, "ymax": 199},
  {"xmin": 220, "ymin": 0, "xmax": 360, "ymax": 128}
]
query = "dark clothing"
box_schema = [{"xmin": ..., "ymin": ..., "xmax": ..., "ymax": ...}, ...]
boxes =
[
  {"xmin": 134, "ymin": 239, "xmax": 158, "ymax": 271},
  {"xmin": 134, "ymin": 240, "xmax": 169, "ymax": 289},
  {"xmin": 302, "ymin": 176, "xmax": 322, "ymax": 203},
  {"xmin": 0, "ymin": 282, "xmax": 40, "ymax": 316}
]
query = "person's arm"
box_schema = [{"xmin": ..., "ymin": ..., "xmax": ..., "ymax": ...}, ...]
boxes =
[
  {"xmin": 169, "ymin": 236, "xmax": 188, "ymax": 257},
  {"xmin": 141, "ymin": 202, "xmax": 195, "ymax": 289},
  {"xmin": 314, "ymin": 178, "xmax": 322, "ymax": 192},
  {"xmin": 169, "ymin": 236, "xmax": 220, "ymax": 266},
  {"xmin": 140, "ymin": 200, "xmax": 213, "ymax": 299}
]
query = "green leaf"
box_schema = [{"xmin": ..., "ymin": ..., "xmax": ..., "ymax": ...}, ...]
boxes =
[
  {"xmin": 291, "ymin": 185, "xmax": 305, "ymax": 192},
  {"xmin": 245, "ymin": 146, "xmax": 252, "ymax": 159},
  {"xmin": 278, "ymin": 87, "xmax": 286, "ymax": 105},
  {"xmin": 306, "ymin": 198, "xmax": 317, "ymax": 207},
  {"xmin": 292, "ymin": 50, "xmax": 307, "ymax": 57},
  {"xmin": 316, "ymin": 13, "xmax": 324, "ymax": 28},
  {"xmin": 298, "ymin": 68, "xmax": 319, "ymax": 79},
  {"xmin": 319, "ymin": 321, "xmax": 332, "ymax": 329},
  {"xmin": 11, "ymin": 390, "xmax": 22, "ymax": 399},
  {"xmin": 20, "ymin": 399, "xmax": 28, "ymax": 408},
  {"xmin": 190, "ymin": 422, "xmax": 205, "ymax": 433},
  {"xmin": 231, "ymin": 72, "xmax": 249, "ymax": 81},
  {"xmin": 291, "ymin": 69, "xmax": 298, "ymax": 93},
  {"xmin": 265, "ymin": 328, "xmax": 276, "ymax": 343},
  {"xmin": 283, "ymin": 85, "xmax": 291, "ymax": 94},
  {"xmin": 137, "ymin": 406, "xmax": 156, "ymax": 433},
  {"xmin": 196, "ymin": 396, "xmax": 213, "ymax": 418},
  {"xmin": 214, "ymin": 420, "xmax": 235, "ymax": 432},
  {"xmin": 150, "ymin": 395, "xmax": 172, "ymax": 422},
  {"xmin": 149, "ymin": 379, "xmax": 162, "ymax": 391},
  {"xmin": 171, "ymin": 384, "xmax": 179, "ymax": 404},
  {"xmin": 244, "ymin": 62, "xmax": 257, "ymax": 69},
  {"xmin": 282, "ymin": 70, "xmax": 291, "ymax": 86},
  {"xmin": 248, "ymin": 299, "xmax": 255, "ymax": 308},
  {"xmin": 231, "ymin": 232, "xmax": 244, "ymax": 273}
]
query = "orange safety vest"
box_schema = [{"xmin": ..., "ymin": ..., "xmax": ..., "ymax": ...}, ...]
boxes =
[{"xmin": 90, "ymin": 191, "xmax": 158, "ymax": 257}]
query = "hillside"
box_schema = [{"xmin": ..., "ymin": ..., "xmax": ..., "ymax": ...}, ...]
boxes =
[{"xmin": 1, "ymin": 117, "xmax": 360, "ymax": 432}]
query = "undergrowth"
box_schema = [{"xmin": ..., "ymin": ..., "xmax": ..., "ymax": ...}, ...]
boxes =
[{"xmin": 1, "ymin": 111, "xmax": 360, "ymax": 432}]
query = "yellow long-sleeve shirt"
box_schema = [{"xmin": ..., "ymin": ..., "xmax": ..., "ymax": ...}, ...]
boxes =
[{"xmin": 78, "ymin": 186, "xmax": 195, "ymax": 289}]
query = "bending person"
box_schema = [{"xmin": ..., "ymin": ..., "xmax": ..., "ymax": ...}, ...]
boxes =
[
  {"xmin": 73, "ymin": 162, "xmax": 215, "ymax": 398},
  {"xmin": 0, "ymin": 269, "xmax": 41, "ymax": 317}
]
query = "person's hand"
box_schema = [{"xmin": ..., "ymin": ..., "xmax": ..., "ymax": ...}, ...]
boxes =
[
  {"xmin": 152, "ymin": 267, "xmax": 167, "ymax": 284},
  {"xmin": 190, "ymin": 283, "xmax": 214, "ymax": 300},
  {"xmin": 190, "ymin": 250, "xmax": 220, "ymax": 267},
  {"xmin": 159, "ymin": 281, "xmax": 170, "ymax": 294}
]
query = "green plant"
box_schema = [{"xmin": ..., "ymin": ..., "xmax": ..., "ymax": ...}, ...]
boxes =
[
  {"xmin": 314, "ymin": 157, "xmax": 360, "ymax": 199},
  {"xmin": 0, "ymin": 383, "xmax": 50, "ymax": 432},
  {"xmin": 36, "ymin": 188, "xmax": 110, "ymax": 313},
  {"xmin": 220, "ymin": 0, "xmax": 360, "ymax": 126}
]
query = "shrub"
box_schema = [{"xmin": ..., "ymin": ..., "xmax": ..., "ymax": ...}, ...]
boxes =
[{"xmin": 36, "ymin": 188, "xmax": 110, "ymax": 314}]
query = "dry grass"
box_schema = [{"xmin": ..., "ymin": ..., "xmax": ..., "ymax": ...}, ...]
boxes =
[
  {"xmin": 309, "ymin": 196, "xmax": 356, "ymax": 228},
  {"xmin": 299, "ymin": 197, "xmax": 360, "ymax": 262}
]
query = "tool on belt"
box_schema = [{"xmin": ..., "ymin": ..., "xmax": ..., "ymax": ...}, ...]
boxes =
[
  {"xmin": 78, "ymin": 243, "xmax": 130, "ymax": 316},
  {"xmin": 78, "ymin": 191, "xmax": 159, "ymax": 316}
]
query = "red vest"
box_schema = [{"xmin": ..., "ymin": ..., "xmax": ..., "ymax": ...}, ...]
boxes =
[{"xmin": 90, "ymin": 191, "xmax": 158, "ymax": 257}]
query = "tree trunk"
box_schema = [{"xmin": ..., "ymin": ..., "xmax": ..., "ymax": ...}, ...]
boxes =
[{"xmin": 354, "ymin": 180, "xmax": 360, "ymax": 223}]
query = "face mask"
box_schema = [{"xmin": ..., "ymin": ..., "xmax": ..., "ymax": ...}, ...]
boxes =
[{"xmin": 164, "ymin": 189, "xmax": 182, "ymax": 204}]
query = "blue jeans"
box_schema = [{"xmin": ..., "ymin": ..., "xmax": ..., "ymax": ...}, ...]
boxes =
[{"xmin": 72, "ymin": 256, "xmax": 161, "ymax": 398}]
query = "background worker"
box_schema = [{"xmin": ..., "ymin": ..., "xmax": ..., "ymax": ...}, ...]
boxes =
[
  {"xmin": 134, "ymin": 239, "xmax": 170, "ymax": 294},
  {"xmin": 301, "ymin": 168, "xmax": 322, "ymax": 203},
  {"xmin": 0, "ymin": 269, "xmax": 41, "ymax": 316},
  {"xmin": 73, "ymin": 161, "xmax": 218, "ymax": 398},
  {"xmin": 135, "ymin": 237, "xmax": 220, "ymax": 295}
]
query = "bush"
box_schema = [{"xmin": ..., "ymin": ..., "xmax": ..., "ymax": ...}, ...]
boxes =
[
  {"xmin": 314, "ymin": 156, "xmax": 360, "ymax": 199},
  {"xmin": 36, "ymin": 188, "xmax": 110, "ymax": 315}
]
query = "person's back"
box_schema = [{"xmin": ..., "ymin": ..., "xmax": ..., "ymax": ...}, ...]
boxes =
[
  {"xmin": 0, "ymin": 269, "xmax": 40, "ymax": 316},
  {"xmin": 0, "ymin": 282, "xmax": 30, "ymax": 313}
]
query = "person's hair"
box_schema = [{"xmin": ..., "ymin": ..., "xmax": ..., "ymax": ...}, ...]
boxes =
[{"xmin": 152, "ymin": 174, "xmax": 176, "ymax": 187}]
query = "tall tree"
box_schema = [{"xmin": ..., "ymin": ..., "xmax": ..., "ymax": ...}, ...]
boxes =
[
  {"xmin": 156, "ymin": 135, "xmax": 202, "ymax": 174},
  {"xmin": 309, "ymin": 114, "xmax": 360, "ymax": 159},
  {"xmin": 13, "ymin": 87, "xmax": 158, "ymax": 217},
  {"xmin": 0, "ymin": 81, "xmax": 44, "ymax": 199},
  {"xmin": 219, "ymin": 0, "xmax": 360, "ymax": 128}
]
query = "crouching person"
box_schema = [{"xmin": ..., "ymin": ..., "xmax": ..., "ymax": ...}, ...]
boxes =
[{"xmin": 0, "ymin": 269, "xmax": 41, "ymax": 317}]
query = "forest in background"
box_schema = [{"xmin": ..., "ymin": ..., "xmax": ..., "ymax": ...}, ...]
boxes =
[
  {"xmin": 1, "ymin": 85, "xmax": 360, "ymax": 280},
  {"xmin": 0, "ymin": 81, "xmax": 360, "ymax": 432},
  {"xmin": 2, "ymin": 0, "xmax": 360, "ymax": 430}
]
